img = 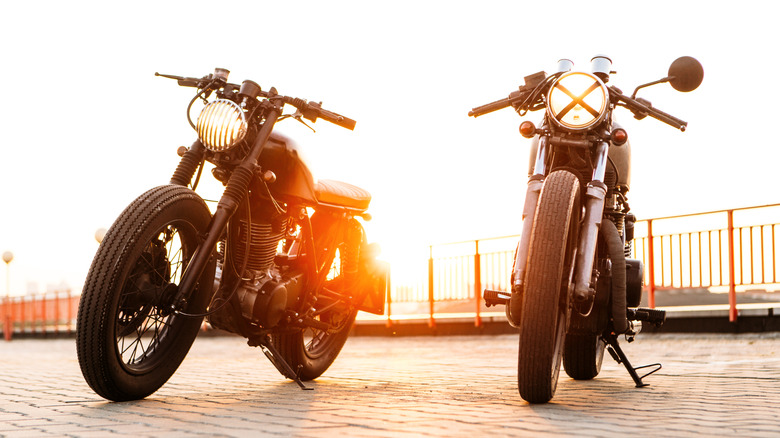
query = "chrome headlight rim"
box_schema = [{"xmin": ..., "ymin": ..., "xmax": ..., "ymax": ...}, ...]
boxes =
[
  {"xmin": 196, "ymin": 99, "xmax": 248, "ymax": 152},
  {"xmin": 546, "ymin": 71, "xmax": 609, "ymax": 131}
]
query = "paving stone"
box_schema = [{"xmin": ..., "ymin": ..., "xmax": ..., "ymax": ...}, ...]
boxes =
[{"xmin": 0, "ymin": 333, "xmax": 778, "ymax": 436}]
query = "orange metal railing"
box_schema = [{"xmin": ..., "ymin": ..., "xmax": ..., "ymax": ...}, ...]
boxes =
[
  {"xmin": 636, "ymin": 204, "xmax": 780, "ymax": 322},
  {"xmin": 1, "ymin": 290, "xmax": 78, "ymax": 340},
  {"xmin": 378, "ymin": 203, "xmax": 780, "ymax": 327},
  {"xmin": 3, "ymin": 204, "xmax": 779, "ymax": 339}
]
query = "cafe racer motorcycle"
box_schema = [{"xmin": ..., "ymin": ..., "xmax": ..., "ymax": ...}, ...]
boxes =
[
  {"xmin": 469, "ymin": 56, "xmax": 703, "ymax": 403},
  {"xmin": 76, "ymin": 68, "xmax": 387, "ymax": 402}
]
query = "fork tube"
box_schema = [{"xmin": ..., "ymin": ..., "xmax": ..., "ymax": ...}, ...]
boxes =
[
  {"xmin": 573, "ymin": 141, "xmax": 609, "ymax": 302},
  {"xmin": 173, "ymin": 108, "xmax": 281, "ymax": 307},
  {"xmin": 171, "ymin": 140, "xmax": 205, "ymax": 186},
  {"xmin": 511, "ymin": 135, "xmax": 549, "ymax": 292}
]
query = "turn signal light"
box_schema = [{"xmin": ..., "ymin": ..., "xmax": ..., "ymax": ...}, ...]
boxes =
[
  {"xmin": 519, "ymin": 121, "xmax": 536, "ymax": 138},
  {"xmin": 611, "ymin": 128, "xmax": 628, "ymax": 145}
]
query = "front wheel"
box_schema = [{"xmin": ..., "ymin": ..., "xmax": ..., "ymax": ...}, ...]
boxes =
[
  {"xmin": 76, "ymin": 185, "xmax": 214, "ymax": 401},
  {"xmin": 517, "ymin": 170, "xmax": 580, "ymax": 403}
]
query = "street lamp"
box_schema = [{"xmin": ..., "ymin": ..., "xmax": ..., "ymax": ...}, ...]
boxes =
[
  {"xmin": 95, "ymin": 228, "xmax": 107, "ymax": 244},
  {"xmin": 2, "ymin": 251, "xmax": 12, "ymax": 299}
]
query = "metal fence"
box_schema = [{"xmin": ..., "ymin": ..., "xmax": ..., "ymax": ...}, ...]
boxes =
[
  {"xmin": 636, "ymin": 204, "xmax": 780, "ymax": 321},
  {"xmin": 1, "ymin": 290, "xmax": 77, "ymax": 340},
  {"xmin": 3, "ymin": 203, "xmax": 779, "ymax": 338},
  {"xmin": 381, "ymin": 203, "xmax": 780, "ymax": 326}
]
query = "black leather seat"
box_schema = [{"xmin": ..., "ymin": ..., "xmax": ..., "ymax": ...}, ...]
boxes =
[{"xmin": 315, "ymin": 179, "xmax": 371, "ymax": 211}]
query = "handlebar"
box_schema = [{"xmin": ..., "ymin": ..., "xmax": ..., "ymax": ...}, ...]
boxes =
[
  {"xmin": 295, "ymin": 99, "xmax": 356, "ymax": 130},
  {"xmin": 156, "ymin": 71, "xmax": 356, "ymax": 131},
  {"xmin": 468, "ymin": 80, "xmax": 688, "ymax": 132},
  {"xmin": 611, "ymin": 86, "xmax": 688, "ymax": 131},
  {"xmin": 468, "ymin": 90, "xmax": 531, "ymax": 118}
]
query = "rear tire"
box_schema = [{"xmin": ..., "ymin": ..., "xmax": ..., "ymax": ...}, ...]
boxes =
[
  {"xmin": 272, "ymin": 243, "xmax": 357, "ymax": 380},
  {"xmin": 76, "ymin": 185, "xmax": 213, "ymax": 401},
  {"xmin": 517, "ymin": 170, "xmax": 580, "ymax": 403},
  {"xmin": 563, "ymin": 333, "xmax": 605, "ymax": 380}
]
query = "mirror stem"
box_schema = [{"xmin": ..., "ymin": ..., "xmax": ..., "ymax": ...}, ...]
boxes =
[{"xmin": 631, "ymin": 76, "xmax": 672, "ymax": 99}]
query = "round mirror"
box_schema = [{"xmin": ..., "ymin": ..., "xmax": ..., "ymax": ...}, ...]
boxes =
[{"xmin": 668, "ymin": 56, "xmax": 703, "ymax": 92}]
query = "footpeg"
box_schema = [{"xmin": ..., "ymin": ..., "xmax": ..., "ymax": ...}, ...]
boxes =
[
  {"xmin": 483, "ymin": 289, "xmax": 511, "ymax": 307},
  {"xmin": 628, "ymin": 307, "xmax": 666, "ymax": 326}
]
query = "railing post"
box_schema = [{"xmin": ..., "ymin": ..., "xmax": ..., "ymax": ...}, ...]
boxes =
[
  {"xmin": 428, "ymin": 245, "xmax": 436, "ymax": 328},
  {"xmin": 41, "ymin": 293, "xmax": 47, "ymax": 335},
  {"xmin": 647, "ymin": 219, "xmax": 656, "ymax": 308},
  {"xmin": 474, "ymin": 240, "xmax": 482, "ymax": 328},
  {"xmin": 67, "ymin": 290, "xmax": 73, "ymax": 333},
  {"xmin": 727, "ymin": 209, "xmax": 738, "ymax": 322},
  {"xmin": 20, "ymin": 297, "xmax": 25, "ymax": 333},
  {"xmin": 54, "ymin": 291, "xmax": 60, "ymax": 334},
  {"xmin": 2, "ymin": 297, "xmax": 10, "ymax": 341},
  {"xmin": 385, "ymin": 268, "xmax": 393, "ymax": 328}
]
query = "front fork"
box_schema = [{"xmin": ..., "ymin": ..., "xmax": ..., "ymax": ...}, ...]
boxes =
[{"xmin": 509, "ymin": 137, "xmax": 609, "ymax": 323}]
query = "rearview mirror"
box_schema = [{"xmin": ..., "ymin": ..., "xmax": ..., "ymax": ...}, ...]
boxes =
[{"xmin": 668, "ymin": 56, "xmax": 704, "ymax": 92}]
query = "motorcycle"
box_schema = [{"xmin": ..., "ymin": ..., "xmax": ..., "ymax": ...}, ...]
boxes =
[
  {"xmin": 470, "ymin": 56, "xmax": 703, "ymax": 403},
  {"xmin": 76, "ymin": 68, "xmax": 387, "ymax": 401}
]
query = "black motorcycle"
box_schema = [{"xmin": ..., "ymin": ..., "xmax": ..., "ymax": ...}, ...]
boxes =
[
  {"xmin": 77, "ymin": 68, "xmax": 387, "ymax": 401},
  {"xmin": 470, "ymin": 56, "xmax": 703, "ymax": 403}
]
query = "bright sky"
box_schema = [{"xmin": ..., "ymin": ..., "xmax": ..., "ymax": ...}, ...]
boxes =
[{"xmin": 1, "ymin": 0, "xmax": 778, "ymax": 296}]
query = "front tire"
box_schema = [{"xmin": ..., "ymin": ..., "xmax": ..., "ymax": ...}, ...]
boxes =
[
  {"xmin": 517, "ymin": 170, "xmax": 580, "ymax": 403},
  {"xmin": 76, "ymin": 185, "xmax": 213, "ymax": 401}
]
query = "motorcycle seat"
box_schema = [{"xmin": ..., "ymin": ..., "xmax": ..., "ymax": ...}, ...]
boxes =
[{"xmin": 315, "ymin": 179, "xmax": 371, "ymax": 211}]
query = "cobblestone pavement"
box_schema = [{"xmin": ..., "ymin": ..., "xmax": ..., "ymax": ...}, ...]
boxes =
[{"xmin": 1, "ymin": 332, "xmax": 779, "ymax": 437}]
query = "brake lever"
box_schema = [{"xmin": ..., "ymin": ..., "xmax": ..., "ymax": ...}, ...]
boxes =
[{"xmin": 279, "ymin": 110, "xmax": 316, "ymax": 133}]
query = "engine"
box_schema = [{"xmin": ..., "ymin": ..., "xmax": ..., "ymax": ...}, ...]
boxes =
[{"xmin": 225, "ymin": 203, "xmax": 303, "ymax": 329}]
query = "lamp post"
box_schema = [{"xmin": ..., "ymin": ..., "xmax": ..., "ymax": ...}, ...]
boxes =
[
  {"xmin": 95, "ymin": 228, "xmax": 106, "ymax": 244},
  {"xmin": 3, "ymin": 251, "xmax": 13, "ymax": 341}
]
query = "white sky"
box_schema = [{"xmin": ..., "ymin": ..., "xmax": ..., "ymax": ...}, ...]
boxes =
[{"xmin": 1, "ymin": 0, "xmax": 778, "ymax": 296}]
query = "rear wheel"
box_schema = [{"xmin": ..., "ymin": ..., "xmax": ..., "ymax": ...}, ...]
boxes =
[
  {"xmin": 272, "ymin": 243, "xmax": 357, "ymax": 380},
  {"xmin": 76, "ymin": 185, "xmax": 213, "ymax": 401},
  {"xmin": 563, "ymin": 333, "xmax": 605, "ymax": 380},
  {"xmin": 517, "ymin": 170, "xmax": 580, "ymax": 403}
]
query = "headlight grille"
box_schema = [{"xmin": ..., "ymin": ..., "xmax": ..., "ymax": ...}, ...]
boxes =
[
  {"xmin": 547, "ymin": 72, "xmax": 608, "ymax": 130},
  {"xmin": 196, "ymin": 99, "xmax": 247, "ymax": 152}
]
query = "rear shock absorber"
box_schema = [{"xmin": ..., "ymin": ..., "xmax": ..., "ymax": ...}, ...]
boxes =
[{"xmin": 344, "ymin": 218, "xmax": 363, "ymax": 293}]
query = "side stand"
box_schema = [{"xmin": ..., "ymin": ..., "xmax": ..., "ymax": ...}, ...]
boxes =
[
  {"xmin": 603, "ymin": 332, "xmax": 662, "ymax": 388},
  {"xmin": 255, "ymin": 335, "xmax": 313, "ymax": 391}
]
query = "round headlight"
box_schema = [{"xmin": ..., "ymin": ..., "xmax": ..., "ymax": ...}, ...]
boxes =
[
  {"xmin": 196, "ymin": 99, "xmax": 247, "ymax": 152},
  {"xmin": 547, "ymin": 71, "xmax": 608, "ymax": 131}
]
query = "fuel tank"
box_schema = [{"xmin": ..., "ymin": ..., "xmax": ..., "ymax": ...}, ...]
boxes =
[{"xmin": 255, "ymin": 132, "xmax": 319, "ymax": 205}]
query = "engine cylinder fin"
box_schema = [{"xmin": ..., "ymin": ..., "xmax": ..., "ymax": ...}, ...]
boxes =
[{"xmin": 232, "ymin": 218, "xmax": 287, "ymax": 273}]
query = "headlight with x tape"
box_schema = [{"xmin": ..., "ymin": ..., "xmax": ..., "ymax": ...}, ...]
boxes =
[{"xmin": 547, "ymin": 71, "xmax": 609, "ymax": 131}]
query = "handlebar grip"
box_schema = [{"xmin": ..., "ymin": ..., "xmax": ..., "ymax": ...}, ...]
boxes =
[
  {"xmin": 468, "ymin": 97, "xmax": 513, "ymax": 118},
  {"xmin": 319, "ymin": 110, "xmax": 357, "ymax": 130},
  {"xmin": 177, "ymin": 79, "xmax": 202, "ymax": 88},
  {"xmin": 647, "ymin": 106, "xmax": 688, "ymax": 132}
]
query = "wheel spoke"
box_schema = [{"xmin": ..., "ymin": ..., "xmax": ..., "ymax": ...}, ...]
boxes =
[{"xmin": 114, "ymin": 225, "xmax": 185, "ymax": 368}]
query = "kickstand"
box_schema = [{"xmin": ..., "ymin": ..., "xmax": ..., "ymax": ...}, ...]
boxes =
[
  {"xmin": 257, "ymin": 336, "xmax": 313, "ymax": 391},
  {"xmin": 603, "ymin": 333, "xmax": 662, "ymax": 388}
]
